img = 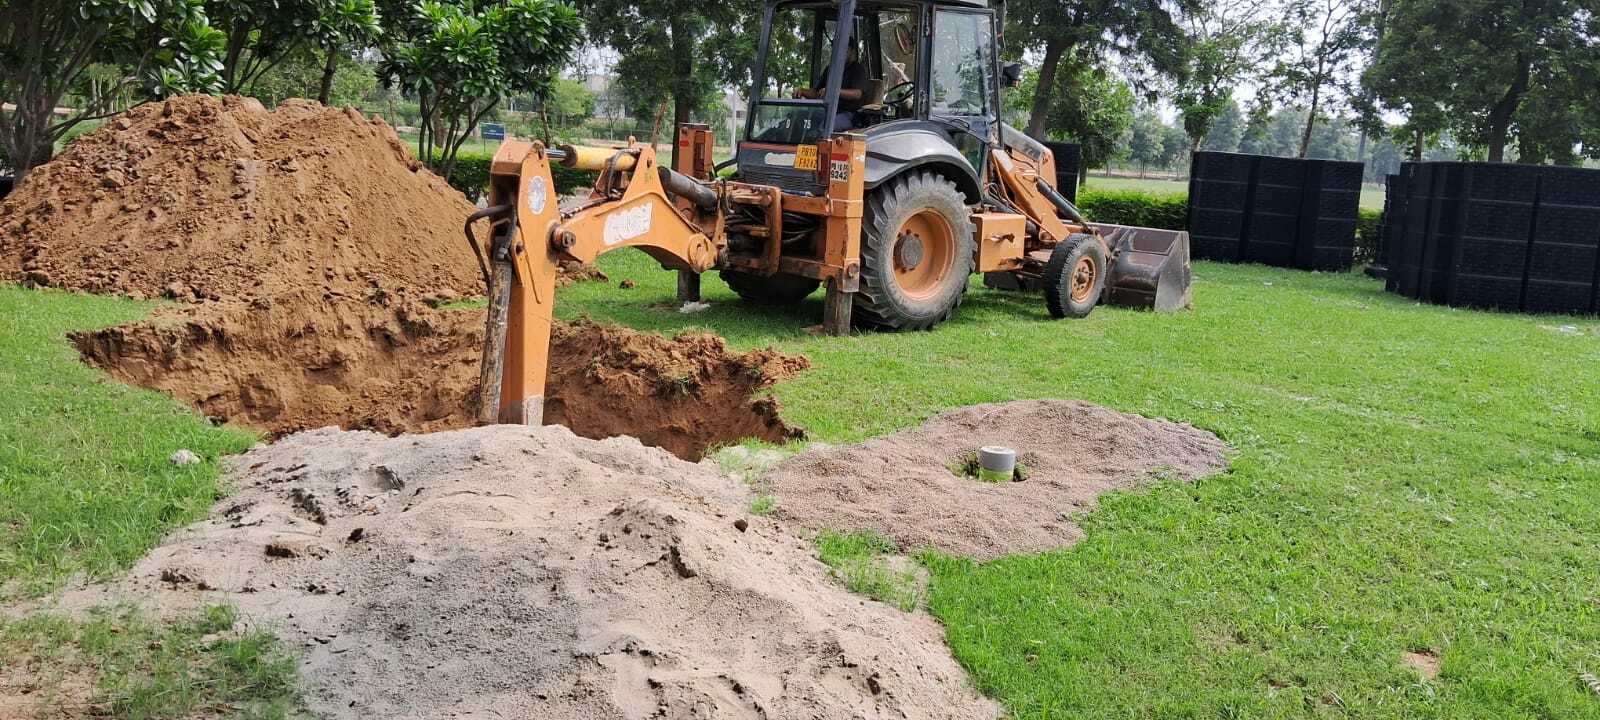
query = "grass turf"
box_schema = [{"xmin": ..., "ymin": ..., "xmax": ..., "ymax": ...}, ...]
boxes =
[
  {"xmin": 1, "ymin": 604, "xmax": 300, "ymax": 718},
  {"xmin": 558, "ymin": 250, "xmax": 1600, "ymax": 718},
  {"xmin": 3, "ymin": 247, "xmax": 1599, "ymax": 716},
  {"xmin": 0, "ymin": 287, "xmax": 256, "ymax": 597}
]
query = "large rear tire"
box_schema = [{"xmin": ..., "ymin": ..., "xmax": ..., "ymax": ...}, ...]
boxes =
[
  {"xmin": 855, "ymin": 172, "xmax": 976, "ymax": 330},
  {"xmin": 1043, "ymin": 233, "xmax": 1106, "ymax": 319},
  {"xmin": 721, "ymin": 269, "xmax": 821, "ymax": 305}
]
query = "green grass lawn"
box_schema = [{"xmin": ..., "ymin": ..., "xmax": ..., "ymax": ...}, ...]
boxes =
[
  {"xmin": 558, "ymin": 252, "xmax": 1600, "ymax": 718},
  {"xmin": 0, "ymin": 288, "xmax": 256, "ymax": 597},
  {"xmin": 1085, "ymin": 174, "xmax": 1386, "ymax": 211},
  {"xmin": 4, "ymin": 249, "xmax": 1600, "ymax": 717}
]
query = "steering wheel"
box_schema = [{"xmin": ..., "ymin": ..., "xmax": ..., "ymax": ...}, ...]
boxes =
[{"xmin": 882, "ymin": 80, "xmax": 915, "ymax": 108}]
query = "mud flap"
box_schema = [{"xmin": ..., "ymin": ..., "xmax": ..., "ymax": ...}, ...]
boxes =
[{"xmin": 1094, "ymin": 224, "xmax": 1193, "ymax": 312}]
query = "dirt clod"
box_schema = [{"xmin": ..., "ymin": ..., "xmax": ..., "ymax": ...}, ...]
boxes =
[
  {"xmin": 82, "ymin": 424, "xmax": 999, "ymax": 719},
  {"xmin": 768, "ymin": 399, "xmax": 1229, "ymax": 559}
]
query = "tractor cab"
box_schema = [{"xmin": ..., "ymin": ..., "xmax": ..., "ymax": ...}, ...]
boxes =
[{"xmin": 738, "ymin": 0, "xmax": 1014, "ymax": 197}]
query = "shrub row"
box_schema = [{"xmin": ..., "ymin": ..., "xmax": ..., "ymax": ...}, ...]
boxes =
[
  {"xmin": 1076, "ymin": 189, "xmax": 1188, "ymax": 231},
  {"xmin": 445, "ymin": 151, "xmax": 598, "ymax": 203}
]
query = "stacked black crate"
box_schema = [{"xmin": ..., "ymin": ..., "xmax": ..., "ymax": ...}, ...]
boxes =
[
  {"xmin": 1043, "ymin": 142, "xmax": 1083, "ymax": 204},
  {"xmin": 1446, "ymin": 163, "xmax": 1538, "ymax": 310},
  {"xmin": 1389, "ymin": 163, "xmax": 1440, "ymax": 300},
  {"xmin": 1294, "ymin": 159, "xmax": 1364, "ymax": 271},
  {"xmin": 1186, "ymin": 152, "xmax": 1254, "ymax": 262},
  {"xmin": 1524, "ymin": 166, "xmax": 1600, "ymax": 314},
  {"xmin": 1241, "ymin": 156, "xmax": 1304, "ymax": 267},
  {"xmin": 1378, "ymin": 168, "xmax": 1412, "ymax": 272}
]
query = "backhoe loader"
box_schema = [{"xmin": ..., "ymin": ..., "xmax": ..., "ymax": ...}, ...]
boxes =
[{"xmin": 467, "ymin": 0, "xmax": 1192, "ymax": 425}]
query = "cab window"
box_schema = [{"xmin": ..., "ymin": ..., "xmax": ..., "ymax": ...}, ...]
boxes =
[{"xmin": 929, "ymin": 10, "xmax": 993, "ymax": 118}]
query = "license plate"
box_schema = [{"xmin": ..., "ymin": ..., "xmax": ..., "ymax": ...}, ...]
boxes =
[{"xmin": 794, "ymin": 144, "xmax": 819, "ymax": 171}]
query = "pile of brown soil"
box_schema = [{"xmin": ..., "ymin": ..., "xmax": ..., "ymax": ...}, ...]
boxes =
[
  {"xmin": 71, "ymin": 292, "xmax": 805, "ymax": 460},
  {"xmin": 0, "ymin": 95, "xmax": 482, "ymax": 301},
  {"xmin": 768, "ymin": 400, "xmax": 1229, "ymax": 559},
  {"xmin": 85, "ymin": 425, "xmax": 998, "ymax": 719}
]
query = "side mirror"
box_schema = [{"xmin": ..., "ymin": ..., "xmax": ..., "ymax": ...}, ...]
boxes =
[{"xmin": 1001, "ymin": 62, "xmax": 1023, "ymax": 88}]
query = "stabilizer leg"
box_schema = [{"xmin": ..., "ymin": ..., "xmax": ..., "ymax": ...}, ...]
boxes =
[
  {"xmin": 823, "ymin": 277, "xmax": 853, "ymax": 336},
  {"xmin": 677, "ymin": 270, "xmax": 702, "ymax": 303}
]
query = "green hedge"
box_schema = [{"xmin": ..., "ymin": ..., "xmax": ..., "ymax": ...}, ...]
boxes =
[
  {"xmin": 1079, "ymin": 189, "xmax": 1383, "ymax": 268},
  {"xmin": 1355, "ymin": 208, "xmax": 1382, "ymax": 265},
  {"xmin": 445, "ymin": 151, "xmax": 599, "ymax": 203},
  {"xmin": 1077, "ymin": 189, "xmax": 1189, "ymax": 231}
]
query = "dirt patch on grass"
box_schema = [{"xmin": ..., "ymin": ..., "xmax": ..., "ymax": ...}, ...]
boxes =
[
  {"xmin": 768, "ymin": 399, "xmax": 1229, "ymax": 559},
  {"xmin": 70, "ymin": 292, "xmax": 805, "ymax": 461},
  {"xmin": 71, "ymin": 424, "xmax": 998, "ymax": 719},
  {"xmin": 1402, "ymin": 649, "xmax": 1441, "ymax": 679}
]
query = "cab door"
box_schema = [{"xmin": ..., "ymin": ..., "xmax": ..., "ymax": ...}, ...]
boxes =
[{"xmin": 925, "ymin": 8, "xmax": 999, "ymax": 178}]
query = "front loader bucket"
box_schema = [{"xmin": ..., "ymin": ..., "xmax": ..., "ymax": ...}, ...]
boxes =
[{"xmin": 1093, "ymin": 224, "xmax": 1193, "ymax": 312}]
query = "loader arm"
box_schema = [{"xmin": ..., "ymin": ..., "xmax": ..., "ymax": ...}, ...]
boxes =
[{"xmin": 472, "ymin": 140, "xmax": 720, "ymax": 425}]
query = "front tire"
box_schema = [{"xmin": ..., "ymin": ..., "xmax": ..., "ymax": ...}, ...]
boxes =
[
  {"xmin": 1043, "ymin": 234, "xmax": 1106, "ymax": 319},
  {"xmin": 855, "ymin": 172, "xmax": 976, "ymax": 330}
]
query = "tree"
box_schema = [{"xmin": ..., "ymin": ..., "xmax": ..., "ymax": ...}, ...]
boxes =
[
  {"xmin": 311, "ymin": 0, "xmax": 383, "ymax": 104},
  {"xmin": 1011, "ymin": 57, "xmax": 1136, "ymax": 178},
  {"xmin": 254, "ymin": 50, "xmax": 378, "ymax": 107},
  {"xmin": 1005, "ymin": 0, "xmax": 1189, "ymax": 140},
  {"xmin": 1365, "ymin": 0, "xmax": 1600, "ymax": 162},
  {"xmin": 1172, "ymin": 0, "xmax": 1289, "ymax": 150},
  {"xmin": 1199, "ymin": 98, "xmax": 1244, "ymax": 152},
  {"xmin": 1157, "ymin": 121, "xmax": 1189, "ymax": 170},
  {"xmin": 378, "ymin": 0, "xmax": 581, "ymax": 180},
  {"xmin": 0, "ymin": 0, "xmax": 226, "ymax": 184},
  {"xmin": 1125, "ymin": 111, "xmax": 1163, "ymax": 176},
  {"xmin": 204, "ymin": 0, "xmax": 379, "ymax": 95},
  {"xmin": 577, "ymin": 0, "xmax": 753, "ymax": 166},
  {"xmin": 1265, "ymin": 0, "xmax": 1372, "ymax": 157}
]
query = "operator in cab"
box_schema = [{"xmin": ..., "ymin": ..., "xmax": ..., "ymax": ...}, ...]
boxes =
[{"xmin": 793, "ymin": 40, "xmax": 870, "ymax": 131}]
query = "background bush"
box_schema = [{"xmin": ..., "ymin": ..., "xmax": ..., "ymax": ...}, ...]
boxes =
[
  {"xmin": 446, "ymin": 151, "xmax": 599, "ymax": 203},
  {"xmin": 1355, "ymin": 208, "xmax": 1382, "ymax": 265},
  {"xmin": 1078, "ymin": 189, "xmax": 1189, "ymax": 231}
]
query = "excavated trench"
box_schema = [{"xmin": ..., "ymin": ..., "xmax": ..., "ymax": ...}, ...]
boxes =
[{"xmin": 71, "ymin": 292, "xmax": 807, "ymax": 460}]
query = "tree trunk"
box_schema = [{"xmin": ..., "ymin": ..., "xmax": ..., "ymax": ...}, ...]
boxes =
[
  {"xmin": 1298, "ymin": 75, "xmax": 1324, "ymax": 159},
  {"xmin": 668, "ymin": 15, "xmax": 695, "ymax": 168},
  {"xmin": 6, "ymin": 100, "xmax": 56, "ymax": 187},
  {"xmin": 317, "ymin": 49, "xmax": 339, "ymax": 105},
  {"xmin": 1411, "ymin": 127, "xmax": 1423, "ymax": 162},
  {"xmin": 1025, "ymin": 39, "xmax": 1066, "ymax": 140},
  {"xmin": 1484, "ymin": 52, "xmax": 1530, "ymax": 163}
]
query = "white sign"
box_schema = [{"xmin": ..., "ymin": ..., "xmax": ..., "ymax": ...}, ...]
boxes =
[
  {"xmin": 527, "ymin": 175, "xmax": 549, "ymax": 214},
  {"xmin": 763, "ymin": 152, "xmax": 797, "ymax": 167},
  {"xmin": 603, "ymin": 202, "xmax": 653, "ymax": 245}
]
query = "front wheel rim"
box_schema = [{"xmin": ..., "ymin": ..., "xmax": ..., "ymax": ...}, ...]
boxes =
[
  {"xmin": 892, "ymin": 209, "xmax": 955, "ymax": 300},
  {"xmin": 1070, "ymin": 255, "xmax": 1098, "ymax": 303}
]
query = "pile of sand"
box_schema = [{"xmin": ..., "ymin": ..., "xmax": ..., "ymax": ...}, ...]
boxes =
[
  {"xmin": 93, "ymin": 424, "xmax": 998, "ymax": 719},
  {"xmin": 769, "ymin": 400, "xmax": 1229, "ymax": 559},
  {"xmin": 0, "ymin": 95, "xmax": 484, "ymax": 301},
  {"xmin": 71, "ymin": 292, "xmax": 806, "ymax": 460}
]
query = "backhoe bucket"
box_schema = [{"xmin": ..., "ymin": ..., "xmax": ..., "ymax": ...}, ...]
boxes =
[{"xmin": 1094, "ymin": 224, "xmax": 1193, "ymax": 312}]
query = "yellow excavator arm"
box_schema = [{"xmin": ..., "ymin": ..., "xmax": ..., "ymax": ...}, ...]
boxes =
[{"xmin": 468, "ymin": 139, "xmax": 720, "ymax": 425}]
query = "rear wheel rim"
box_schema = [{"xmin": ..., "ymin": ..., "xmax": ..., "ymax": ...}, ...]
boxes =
[
  {"xmin": 1070, "ymin": 254, "xmax": 1098, "ymax": 303},
  {"xmin": 892, "ymin": 209, "xmax": 955, "ymax": 300}
]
